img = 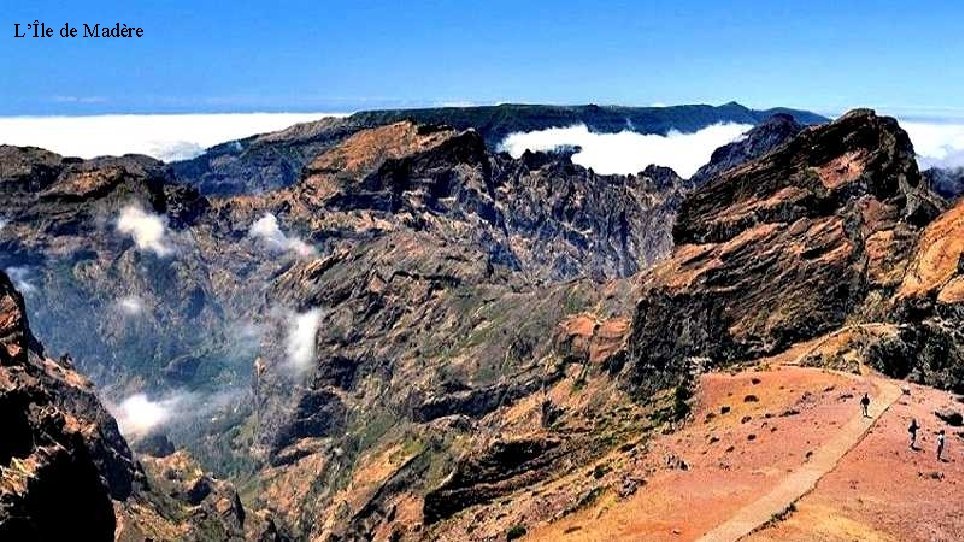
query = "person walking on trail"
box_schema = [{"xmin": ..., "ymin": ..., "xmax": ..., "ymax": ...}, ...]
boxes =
[
  {"xmin": 908, "ymin": 419, "xmax": 920, "ymax": 450},
  {"xmin": 937, "ymin": 430, "xmax": 947, "ymax": 461},
  {"xmin": 860, "ymin": 393, "xmax": 871, "ymax": 418}
]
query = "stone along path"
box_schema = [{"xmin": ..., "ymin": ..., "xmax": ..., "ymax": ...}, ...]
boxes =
[{"xmin": 695, "ymin": 374, "xmax": 902, "ymax": 542}]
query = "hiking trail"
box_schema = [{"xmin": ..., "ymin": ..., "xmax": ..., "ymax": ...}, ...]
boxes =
[{"xmin": 695, "ymin": 373, "xmax": 902, "ymax": 542}]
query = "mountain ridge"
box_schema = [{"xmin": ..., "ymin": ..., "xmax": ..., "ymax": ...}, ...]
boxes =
[
  {"xmin": 4, "ymin": 107, "xmax": 964, "ymax": 541},
  {"xmin": 170, "ymin": 103, "xmax": 828, "ymax": 195}
]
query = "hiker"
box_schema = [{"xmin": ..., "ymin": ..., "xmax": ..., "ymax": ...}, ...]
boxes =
[
  {"xmin": 937, "ymin": 430, "xmax": 946, "ymax": 461},
  {"xmin": 908, "ymin": 419, "xmax": 920, "ymax": 450},
  {"xmin": 860, "ymin": 393, "xmax": 871, "ymax": 418}
]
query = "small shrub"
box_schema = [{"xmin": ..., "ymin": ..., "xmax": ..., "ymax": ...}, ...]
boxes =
[{"xmin": 506, "ymin": 524, "xmax": 527, "ymax": 541}]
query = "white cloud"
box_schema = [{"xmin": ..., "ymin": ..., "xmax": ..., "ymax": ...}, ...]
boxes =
[
  {"xmin": 117, "ymin": 205, "xmax": 173, "ymax": 256},
  {"xmin": 0, "ymin": 218, "xmax": 7, "ymax": 231},
  {"xmin": 111, "ymin": 393, "xmax": 178, "ymax": 440},
  {"xmin": 0, "ymin": 112, "xmax": 346, "ymax": 162},
  {"xmin": 286, "ymin": 309, "xmax": 322, "ymax": 373},
  {"xmin": 499, "ymin": 123, "xmax": 753, "ymax": 178},
  {"xmin": 902, "ymin": 122, "xmax": 964, "ymax": 169},
  {"xmin": 434, "ymin": 100, "xmax": 478, "ymax": 108},
  {"xmin": 149, "ymin": 141, "xmax": 205, "ymax": 162},
  {"xmin": 249, "ymin": 213, "xmax": 316, "ymax": 257},
  {"xmin": 226, "ymin": 320, "xmax": 263, "ymax": 360},
  {"xmin": 118, "ymin": 295, "xmax": 145, "ymax": 315},
  {"xmin": 109, "ymin": 389, "xmax": 245, "ymax": 441},
  {"xmin": 5, "ymin": 266, "xmax": 34, "ymax": 293}
]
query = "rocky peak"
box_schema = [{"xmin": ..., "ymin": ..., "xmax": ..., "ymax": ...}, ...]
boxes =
[
  {"xmin": 673, "ymin": 109, "xmax": 936, "ymax": 246},
  {"xmin": 689, "ymin": 112, "xmax": 805, "ymax": 185},
  {"xmin": 0, "ymin": 147, "xmax": 187, "ymax": 263},
  {"xmin": 622, "ymin": 110, "xmax": 944, "ymax": 391}
]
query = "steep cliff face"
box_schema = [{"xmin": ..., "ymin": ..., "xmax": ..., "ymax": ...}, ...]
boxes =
[
  {"xmin": 889, "ymin": 198, "xmax": 964, "ymax": 390},
  {"xmin": 0, "ymin": 270, "xmax": 287, "ymax": 541},
  {"xmin": 0, "ymin": 270, "xmax": 135, "ymax": 540},
  {"xmin": 622, "ymin": 110, "xmax": 949, "ymax": 392}
]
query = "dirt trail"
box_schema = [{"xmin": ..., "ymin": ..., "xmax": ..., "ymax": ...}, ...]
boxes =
[{"xmin": 695, "ymin": 375, "xmax": 902, "ymax": 542}]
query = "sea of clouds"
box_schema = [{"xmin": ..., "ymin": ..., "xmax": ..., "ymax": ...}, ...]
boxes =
[
  {"xmin": 901, "ymin": 122, "xmax": 964, "ymax": 169},
  {"xmin": 500, "ymin": 118, "xmax": 964, "ymax": 177},
  {"xmin": 0, "ymin": 112, "xmax": 346, "ymax": 162},
  {"xmin": 2, "ymin": 111, "xmax": 964, "ymax": 174},
  {"xmin": 499, "ymin": 123, "xmax": 753, "ymax": 178}
]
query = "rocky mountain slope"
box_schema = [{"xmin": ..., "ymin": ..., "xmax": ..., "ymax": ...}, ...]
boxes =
[
  {"xmin": 0, "ymin": 118, "xmax": 695, "ymax": 397},
  {"xmin": 922, "ymin": 165, "xmax": 964, "ymax": 201},
  {"xmin": 689, "ymin": 112, "xmax": 805, "ymax": 185},
  {"xmin": 171, "ymin": 103, "xmax": 827, "ymax": 195},
  {"xmin": 0, "ymin": 270, "xmax": 283, "ymax": 541},
  {"xmin": 231, "ymin": 111, "xmax": 964, "ymax": 541},
  {"xmin": 3, "ymin": 106, "xmax": 964, "ymax": 541},
  {"xmin": 0, "ymin": 106, "xmax": 806, "ymax": 539}
]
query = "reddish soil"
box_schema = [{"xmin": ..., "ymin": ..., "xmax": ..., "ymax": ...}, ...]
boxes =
[
  {"xmin": 749, "ymin": 381, "xmax": 964, "ymax": 542},
  {"xmin": 526, "ymin": 366, "xmax": 882, "ymax": 541}
]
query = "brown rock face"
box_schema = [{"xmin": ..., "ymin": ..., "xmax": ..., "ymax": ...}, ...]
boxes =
[
  {"xmin": 17, "ymin": 108, "xmax": 964, "ymax": 541},
  {"xmin": 423, "ymin": 437, "xmax": 565, "ymax": 524},
  {"xmin": 556, "ymin": 314, "xmax": 630, "ymax": 367},
  {"xmin": 623, "ymin": 110, "xmax": 944, "ymax": 391},
  {"xmin": 898, "ymin": 199, "xmax": 964, "ymax": 305},
  {"xmin": 0, "ymin": 270, "xmax": 129, "ymax": 540},
  {"xmin": 1, "ymin": 119, "xmax": 692, "ymax": 540}
]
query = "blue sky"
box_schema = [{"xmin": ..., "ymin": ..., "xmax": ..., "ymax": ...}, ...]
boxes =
[{"xmin": 2, "ymin": 1, "xmax": 963, "ymax": 117}]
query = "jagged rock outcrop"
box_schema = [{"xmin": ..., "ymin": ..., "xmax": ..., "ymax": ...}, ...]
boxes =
[
  {"xmin": 0, "ymin": 270, "xmax": 135, "ymax": 540},
  {"xmin": 423, "ymin": 438, "xmax": 565, "ymax": 524},
  {"xmin": 233, "ymin": 121, "xmax": 690, "ymax": 282},
  {"xmin": 689, "ymin": 113, "xmax": 805, "ymax": 184},
  {"xmin": 922, "ymin": 166, "xmax": 964, "ymax": 201},
  {"xmin": 622, "ymin": 110, "xmax": 949, "ymax": 392}
]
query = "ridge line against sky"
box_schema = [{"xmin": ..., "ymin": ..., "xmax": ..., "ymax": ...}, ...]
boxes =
[
  {"xmin": 4, "ymin": 110, "xmax": 964, "ymax": 173},
  {"xmin": 4, "ymin": 1, "xmax": 964, "ymax": 117}
]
